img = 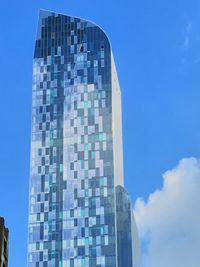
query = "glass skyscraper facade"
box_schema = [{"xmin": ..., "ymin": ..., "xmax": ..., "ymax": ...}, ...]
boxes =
[{"xmin": 28, "ymin": 10, "xmax": 140, "ymax": 267}]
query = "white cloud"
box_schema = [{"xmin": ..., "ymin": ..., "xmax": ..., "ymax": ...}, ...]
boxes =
[
  {"xmin": 186, "ymin": 22, "xmax": 193, "ymax": 33},
  {"xmin": 179, "ymin": 22, "xmax": 193, "ymax": 71},
  {"xmin": 182, "ymin": 35, "xmax": 190, "ymax": 50},
  {"xmin": 134, "ymin": 158, "xmax": 200, "ymax": 267},
  {"xmin": 181, "ymin": 22, "xmax": 192, "ymax": 51}
]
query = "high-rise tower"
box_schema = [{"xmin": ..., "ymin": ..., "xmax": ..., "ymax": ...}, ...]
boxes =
[
  {"xmin": 28, "ymin": 10, "xmax": 140, "ymax": 267},
  {"xmin": 0, "ymin": 217, "xmax": 9, "ymax": 267}
]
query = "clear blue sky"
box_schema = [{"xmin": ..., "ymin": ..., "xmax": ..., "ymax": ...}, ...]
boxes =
[{"xmin": 0, "ymin": 0, "xmax": 200, "ymax": 266}]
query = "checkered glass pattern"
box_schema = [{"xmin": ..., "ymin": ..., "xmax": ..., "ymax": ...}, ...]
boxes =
[{"xmin": 28, "ymin": 11, "xmax": 118, "ymax": 267}]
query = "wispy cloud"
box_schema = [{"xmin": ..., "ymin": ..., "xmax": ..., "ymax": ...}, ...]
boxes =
[
  {"xmin": 186, "ymin": 22, "xmax": 193, "ymax": 33},
  {"xmin": 178, "ymin": 21, "xmax": 195, "ymax": 71},
  {"xmin": 134, "ymin": 158, "xmax": 200, "ymax": 267},
  {"xmin": 181, "ymin": 22, "xmax": 193, "ymax": 51},
  {"xmin": 181, "ymin": 35, "xmax": 190, "ymax": 50}
]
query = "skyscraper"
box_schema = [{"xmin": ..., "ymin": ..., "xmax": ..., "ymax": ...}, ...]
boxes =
[
  {"xmin": 28, "ymin": 10, "xmax": 140, "ymax": 267},
  {"xmin": 0, "ymin": 217, "xmax": 9, "ymax": 267}
]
